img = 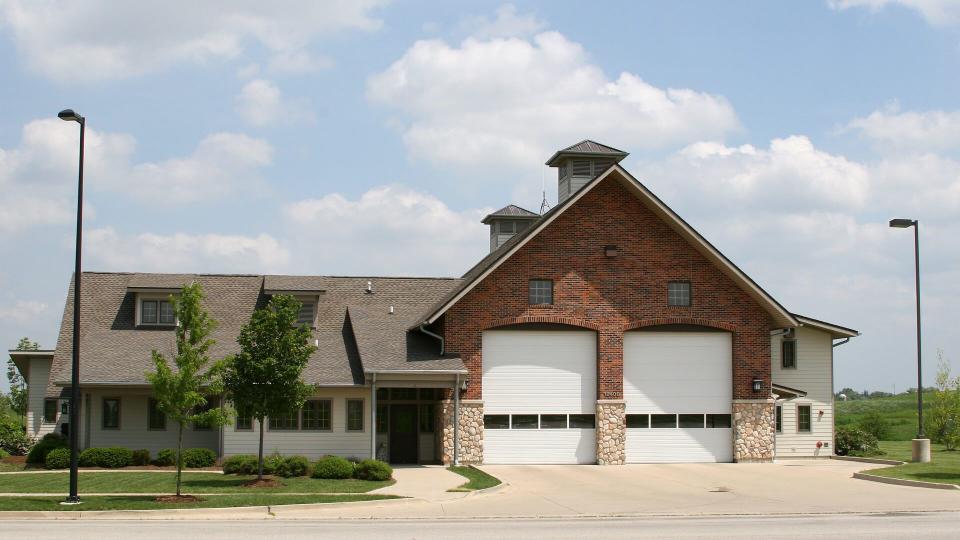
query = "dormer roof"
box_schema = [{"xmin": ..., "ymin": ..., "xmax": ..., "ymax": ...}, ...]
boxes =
[{"xmin": 545, "ymin": 139, "xmax": 629, "ymax": 166}]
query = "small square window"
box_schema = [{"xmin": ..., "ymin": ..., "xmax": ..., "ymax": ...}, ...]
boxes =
[
  {"xmin": 346, "ymin": 399, "xmax": 364, "ymax": 432},
  {"xmin": 43, "ymin": 399, "xmax": 57, "ymax": 424},
  {"xmin": 679, "ymin": 414, "xmax": 705, "ymax": 428},
  {"xmin": 511, "ymin": 414, "xmax": 538, "ymax": 429},
  {"xmin": 483, "ymin": 415, "xmax": 509, "ymax": 429},
  {"xmin": 797, "ymin": 405, "xmax": 812, "ymax": 433},
  {"xmin": 540, "ymin": 414, "xmax": 567, "ymax": 429},
  {"xmin": 141, "ymin": 300, "xmax": 158, "ymax": 324},
  {"xmin": 626, "ymin": 414, "xmax": 648, "ymax": 428},
  {"xmin": 236, "ymin": 416, "xmax": 252, "ymax": 431},
  {"xmin": 782, "ymin": 339, "xmax": 797, "ymax": 369},
  {"xmin": 302, "ymin": 400, "xmax": 331, "ymax": 431},
  {"xmin": 529, "ymin": 279, "xmax": 553, "ymax": 305},
  {"xmin": 668, "ymin": 282, "xmax": 691, "ymax": 307},
  {"xmin": 568, "ymin": 414, "xmax": 595, "ymax": 429},
  {"xmin": 102, "ymin": 398, "xmax": 120, "ymax": 429},
  {"xmin": 706, "ymin": 414, "xmax": 732, "ymax": 428},
  {"xmin": 651, "ymin": 414, "xmax": 676, "ymax": 428},
  {"xmin": 148, "ymin": 398, "xmax": 166, "ymax": 430}
]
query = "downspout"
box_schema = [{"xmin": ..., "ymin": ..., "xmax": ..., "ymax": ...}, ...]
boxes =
[
  {"xmin": 832, "ymin": 337, "xmax": 851, "ymax": 348},
  {"xmin": 418, "ymin": 323, "xmax": 445, "ymax": 355},
  {"xmin": 453, "ymin": 373, "xmax": 460, "ymax": 466},
  {"xmin": 370, "ymin": 373, "xmax": 377, "ymax": 460}
]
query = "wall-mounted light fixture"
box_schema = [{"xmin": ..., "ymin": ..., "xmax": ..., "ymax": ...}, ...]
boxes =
[
  {"xmin": 752, "ymin": 378, "xmax": 763, "ymax": 392},
  {"xmin": 604, "ymin": 245, "xmax": 618, "ymax": 257}
]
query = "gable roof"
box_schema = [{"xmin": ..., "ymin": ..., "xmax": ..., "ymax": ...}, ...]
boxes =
[
  {"xmin": 415, "ymin": 165, "xmax": 799, "ymax": 329},
  {"xmin": 545, "ymin": 139, "xmax": 629, "ymax": 166},
  {"xmin": 481, "ymin": 204, "xmax": 540, "ymax": 224}
]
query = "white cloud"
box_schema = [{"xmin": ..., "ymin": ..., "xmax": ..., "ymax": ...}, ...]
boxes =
[
  {"xmin": 367, "ymin": 30, "xmax": 739, "ymax": 170},
  {"xmin": 267, "ymin": 50, "xmax": 334, "ymax": 74},
  {"xmin": 828, "ymin": 0, "xmax": 960, "ymax": 26},
  {"xmin": 459, "ymin": 4, "xmax": 547, "ymax": 39},
  {"xmin": 0, "ymin": 0, "xmax": 387, "ymax": 82},
  {"xmin": 86, "ymin": 227, "xmax": 290, "ymax": 273},
  {"xmin": 235, "ymin": 79, "xmax": 314, "ymax": 127},
  {"xmin": 285, "ymin": 185, "xmax": 490, "ymax": 275},
  {"xmin": 0, "ymin": 300, "xmax": 47, "ymax": 322},
  {"xmin": 846, "ymin": 105, "xmax": 960, "ymax": 152}
]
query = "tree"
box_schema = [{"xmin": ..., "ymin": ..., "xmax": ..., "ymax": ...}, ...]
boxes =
[
  {"xmin": 145, "ymin": 283, "xmax": 228, "ymax": 497},
  {"xmin": 6, "ymin": 337, "xmax": 39, "ymax": 422},
  {"xmin": 925, "ymin": 350, "xmax": 960, "ymax": 450},
  {"xmin": 223, "ymin": 294, "xmax": 315, "ymax": 480}
]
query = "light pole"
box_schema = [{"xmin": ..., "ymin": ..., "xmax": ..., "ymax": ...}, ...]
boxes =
[
  {"xmin": 889, "ymin": 218, "xmax": 930, "ymax": 463},
  {"xmin": 59, "ymin": 108, "xmax": 84, "ymax": 504}
]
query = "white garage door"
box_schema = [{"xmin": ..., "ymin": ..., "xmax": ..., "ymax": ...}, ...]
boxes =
[
  {"xmin": 624, "ymin": 330, "xmax": 733, "ymax": 463},
  {"xmin": 482, "ymin": 329, "xmax": 597, "ymax": 464}
]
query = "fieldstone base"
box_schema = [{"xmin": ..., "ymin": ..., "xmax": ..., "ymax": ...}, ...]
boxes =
[
  {"xmin": 596, "ymin": 400, "xmax": 626, "ymax": 465},
  {"xmin": 440, "ymin": 399, "xmax": 483, "ymax": 465},
  {"xmin": 733, "ymin": 399, "xmax": 776, "ymax": 462}
]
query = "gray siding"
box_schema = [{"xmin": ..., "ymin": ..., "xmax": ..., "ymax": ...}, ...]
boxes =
[
  {"xmin": 771, "ymin": 326, "xmax": 835, "ymax": 457},
  {"xmin": 26, "ymin": 359, "xmax": 58, "ymax": 440}
]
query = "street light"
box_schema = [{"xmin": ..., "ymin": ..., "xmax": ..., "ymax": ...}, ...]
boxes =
[
  {"xmin": 59, "ymin": 108, "xmax": 85, "ymax": 504},
  {"xmin": 889, "ymin": 217, "xmax": 930, "ymax": 463}
]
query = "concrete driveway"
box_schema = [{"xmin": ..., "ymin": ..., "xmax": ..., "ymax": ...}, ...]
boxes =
[{"xmin": 271, "ymin": 459, "xmax": 959, "ymax": 519}]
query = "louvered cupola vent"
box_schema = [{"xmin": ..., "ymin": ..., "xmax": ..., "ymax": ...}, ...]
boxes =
[
  {"xmin": 546, "ymin": 140, "xmax": 629, "ymax": 203},
  {"xmin": 480, "ymin": 204, "xmax": 540, "ymax": 253}
]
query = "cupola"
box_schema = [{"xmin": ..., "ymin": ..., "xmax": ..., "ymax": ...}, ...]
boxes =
[
  {"xmin": 481, "ymin": 204, "xmax": 540, "ymax": 252},
  {"xmin": 546, "ymin": 140, "xmax": 628, "ymax": 203}
]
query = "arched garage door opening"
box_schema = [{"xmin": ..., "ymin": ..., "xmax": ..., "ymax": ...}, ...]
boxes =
[
  {"xmin": 624, "ymin": 326, "xmax": 733, "ymax": 463},
  {"xmin": 482, "ymin": 325, "xmax": 597, "ymax": 464}
]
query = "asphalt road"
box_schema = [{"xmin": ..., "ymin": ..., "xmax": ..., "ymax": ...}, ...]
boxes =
[{"xmin": 5, "ymin": 512, "xmax": 960, "ymax": 539}]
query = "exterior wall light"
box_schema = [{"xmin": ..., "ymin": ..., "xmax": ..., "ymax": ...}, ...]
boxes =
[{"xmin": 752, "ymin": 378, "xmax": 763, "ymax": 392}]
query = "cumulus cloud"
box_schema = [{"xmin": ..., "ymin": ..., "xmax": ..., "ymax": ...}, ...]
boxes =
[
  {"xmin": 846, "ymin": 105, "xmax": 960, "ymax": 152},
  {"xmin": 86, "ymin": 227, "xmax": 290, "ymax": 273},
  {"xmin": 827, "ymin": 0, "xmax": 960, "ymax": 26},
  {"xmin": 0, "ymin": 300, "xmax": 47, "ymax": 322},
  {"xmin": 284, "ymin": 185, "xmax": 490, "ymax": 276},
  {"xmin": 235, "ymin": 79, "xmax": 314, "ymax": 126},
  {"xmin": 367, "ymin": 30, "xmax": 739, "ymax": 170},
  {"xmin": 459, "ymin": 4, "xmax": 547, "ymax": 38},
  {"xmin": 0, "ymin": 0, "xmax": 387, "ymax": 82}
]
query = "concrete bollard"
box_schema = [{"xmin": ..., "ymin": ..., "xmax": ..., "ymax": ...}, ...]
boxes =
[{"xmin": 911, "ymin": 438, "xmax": 931, "ymax": 463}]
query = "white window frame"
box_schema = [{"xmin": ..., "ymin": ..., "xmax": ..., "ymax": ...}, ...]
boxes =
[
  {"xmin": 136, "ymin": 293, "xmax": 178, "ymax": 327},
  {"xmin": 292, "ymin": 295, "xmax": 319, "ymax": 328}
]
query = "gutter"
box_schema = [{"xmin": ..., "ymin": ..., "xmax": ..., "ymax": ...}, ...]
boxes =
[
  {"xmin": 418, "ymin": 323, "xmax": 445, "ymax": 355},
  {"xmin": 832, "ymin": 337, "xmax": 851, "ymax": 348},
  {"xmin": 362, "ymin": 369, "xmax": 467, "ymax": 375}
]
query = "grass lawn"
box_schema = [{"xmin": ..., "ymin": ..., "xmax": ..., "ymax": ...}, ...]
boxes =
[
  {"xmin": 447, "ymin": 466, "xmax": 501, "ymax": 491},
  {"xmin": 0, "ymin": 493, "xmax": 398, "ymax": 511},
  {"xmin": 863, "ymin": 441, "xmax": 960, "ymax": 486},
  {"xmin": 0, "ymin": 471, "xmax": 392, "ymax": 494},
  {"xmin": 835, "ymin": 392, "xmax": 933, "ymax": 441},
  {"xmin": 0, "ymin": 461, "xmax": 25, "ymax": 473}
]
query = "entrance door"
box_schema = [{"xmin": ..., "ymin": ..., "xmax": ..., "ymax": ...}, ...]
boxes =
[{"xmin": 389, "ymin": 404, "xmax": 418, "ymax": 464}]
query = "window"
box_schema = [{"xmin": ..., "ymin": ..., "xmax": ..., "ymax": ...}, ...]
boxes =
[
  {"xmin": 302, "ymin": 399, "xmax": 331, "ymax": 431},
  {"xmin": 102, "ymin": 398, "xmax": 120, "ymax": 429},
  {"xmin": 141, "ymin": 298, "xmax": 175, "ymax": 325},
  {"xmin": 568, "ymin": 414, "xmax": 595, "ymax": 429},
  {"xmin": 797, "ymin": 405, "xmax": 812, "ymax": 433},
  {"xmin": 679, "ymin": 414, "xmax": 705, "ymax": 428},
  {"xmin": 346, "ymin": 399, "xmax": 364, "ymax": 432},
  {"xmin": 192, "ymin": 398, "xmax": 217, "ymax": 431},
  {"xmin": 540, "ymin": 414, "xmax": 567, "ymax": 429},
  {"xmin": 500, "ymin": 221, "xmax": 515, "ymax": 234},
  {"xmin": 147, "ymin": 398, "xmax": 166, "ymax": 430},
  {"xmin": 296, "ymin": 301, "xmax": 315, "ymax": 327},
  {"xmin": 43, "ymin": 399, "xmax": 57, "ymax": 424},
  {"xmin": 651, "ymin": 414, "xmax": 676, "ymax": 428},
  {"xmin": 775, "ymin": 406, "xmax": 782, "ymax": 433},
  {"xmin": 484, "ymin": 415, "xmax": 509, "ymax": 429},
  {"xmin": 626, "ymin": 414, "xmax": 649, "ymax": 428},
  {"xmin": 667, "ymin": 281, "xmax": 691, "ymax": 307},
  {"xmin": 236, "ymin": 416, "xmax": 252, "ymax": 431},
  {"xmin": 377, "ymin": 404, "xmax": 389, "ymax": 433},
  {"xmin": 270, "ymin": 410, "xmax": 299, "ymax": 430},
  {"xmin": 706, "ymin": 414, "xmax": 732, "ymax": 428},
  {"xmin": 419, "ymin": 404, "xmax": 435, "ymax": 433},
  {"xmin": 511, "ymin": 414, "xmax": 538, "ymax": 429},
  {"xmin": 529, "ymin": 279, "xmax": 553, "ymax": 305},
  {"xmin": 782, "ymin": 339, "xmax": 797, "ymax": 369}
]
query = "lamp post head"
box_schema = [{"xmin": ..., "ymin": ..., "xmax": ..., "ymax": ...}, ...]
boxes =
[
  {"xmin": 58, "ymin": 109, "xmax": 83, "ymax": 123},
  {"xmin": 889, "ymin": 218, "xmax": 916, "ymax": 228}
]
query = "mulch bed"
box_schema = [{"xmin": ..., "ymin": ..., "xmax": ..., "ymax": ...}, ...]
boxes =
[
  {"xmin": 241, "ymin": 477, "xmax": 284, "ymax": 488},
  {"xmin": 154, "ymin": 494, "xmax": 203, "ymax": 503},
  {"xmin": 1, "ymin": 456, "xmax": 26, "ymax": 464}
]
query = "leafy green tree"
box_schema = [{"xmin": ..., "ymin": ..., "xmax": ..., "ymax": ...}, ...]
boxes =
[
  {"xmin": 925, "ymin": 350, "xmax": 960, "ymax": 450},
  {"xmin": 5, "ymin": 337, "xmax": 39, "ymax": 422},
  {"xmin": 223, "ymin": 295, "xmax": 315, "ymax": 480},
  {"xmin": 858, "ymin": 410, "xmax": 890, "ymax": 440},
  {"xmin": 146, "ymin": 283, "xmax": 228, "ymax": 496}
]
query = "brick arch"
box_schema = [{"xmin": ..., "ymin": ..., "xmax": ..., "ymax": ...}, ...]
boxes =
[
  {"xmin": 483, "ymin": 315, "xmax": 603, "ymax": 332},
  {"xmin": 623, "ymin": 317, "xmax": 736, "ymax": 333}
]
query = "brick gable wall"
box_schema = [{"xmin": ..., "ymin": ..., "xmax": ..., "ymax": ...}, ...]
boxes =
[{"xmin": 443, "ymin": 177, "xmax": 775, "ymax": 401}]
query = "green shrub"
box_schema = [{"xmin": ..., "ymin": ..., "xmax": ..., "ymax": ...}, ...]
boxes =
[
  {"xmin": 79, "ymin": 447, "xmax": 133, "ymax": 468},
  {"xmin": 131, "ymin": 449, "xmax": 151, "ymax": 466},
  {"xmin": 0, "ymin": 418, "xmax": 32, "ymax": 456},
  {"xmin": 223, "ymin": 454, "xmax": 259, "ymax": 475},
  {"xmin": 154, "ymin": 448, "xmax": 176, "ymax": 466},
  {"xmin": 0, "ymin": 448, "xmax": 9, "ymax": 459},
  {"xmin": 284, "ymin": 455, "xmax": 310, "ymax": 477},
  {"xmin": 26, "ymin": 433, "xmax": 67, "ymax": 464},
  {"xmin": 312, "ymin": 455, "xmax": 354, "ymax": 479},
  {"xmin": 835, "ymin": 426, "xmax": 882, "ymax": 456},
  {"xmin": 858, "ymin": 411, "xmax": 890, "ymax": 440},
  {"xmin": 354, "ymin": 459, "xmax": 392, "ymax": 481},
  {"xmin": 44, "ymin": 447, "xmax": 70, "ymax": 469},
  {"xmin": 182, "ymin": 448, "xmax": 217, "ymax": 468}
]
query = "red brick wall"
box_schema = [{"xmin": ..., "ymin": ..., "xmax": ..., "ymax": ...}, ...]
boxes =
[{"xmin": 443, "ymin": 177, "xmax": 775, "ymax": 401}]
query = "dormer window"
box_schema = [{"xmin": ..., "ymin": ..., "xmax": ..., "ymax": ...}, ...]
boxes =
[
  {"xmin": 297, "ymin": 300, "xmax": 316, "ymax": 327},
  {"xmin": 139, "ymin": 297, "xmax": 175, "ymax": 326}
]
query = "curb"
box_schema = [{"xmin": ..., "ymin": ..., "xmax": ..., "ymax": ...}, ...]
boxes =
[
  {"xmin": 853, "ymin": 472, "xmax": 960, "ymax": 491},
  {"xmin": 831, "ymin": 455, "xmax": 904, "ymax": 466}
]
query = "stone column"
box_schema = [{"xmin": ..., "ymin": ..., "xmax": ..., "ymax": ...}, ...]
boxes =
[
  {"xmin": 596, "ymin": 400, "xmax": 626, "ymax": 465},
  {"xmin": 733, "ymin": 399, "xmax": 776, "ymax": 462},
  {"xmin": 440, "ymin": 399, "xmax": 483, "ymax": 465}
]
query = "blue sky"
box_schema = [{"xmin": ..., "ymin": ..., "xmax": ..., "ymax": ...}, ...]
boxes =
[{"xmin": 1, "ymin": 1, "xmax": 958, "ymax": 393}]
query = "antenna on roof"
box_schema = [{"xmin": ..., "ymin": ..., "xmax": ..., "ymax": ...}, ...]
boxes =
[
  {"xmin": 539, "ymin": 167, "xmax": 550, "ymax": 215},
  {"xmin": 366, "ymin": 280, "xmax": 373, "ymax": 294}
]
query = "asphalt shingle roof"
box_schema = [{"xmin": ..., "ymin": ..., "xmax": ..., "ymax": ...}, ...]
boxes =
[
  {"xmin": 480, "ymin": 204, "xmax": 540, "ymax": 224},
  {"xmin": 545, "ymin": 139, "xmax": 629, "ymax": 166}
]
